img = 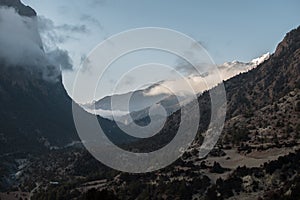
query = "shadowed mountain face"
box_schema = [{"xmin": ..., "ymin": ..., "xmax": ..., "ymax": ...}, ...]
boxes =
[
  {"xmin": 0, "ymin": 0, "xmax": 79, "ymax": 153},
  {"xmin": 0, "ymin": 0, "xmax": 135, "ymax": 154},
  {"xmin": 0, "ymin": 66, "xmax": 79, "ymax": 153}
]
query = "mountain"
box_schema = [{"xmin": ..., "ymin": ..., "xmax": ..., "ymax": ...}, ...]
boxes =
[
  {"xmin": 86, "ymin": 53, "xmax": 270, "ymax": 124},
  {"xmin": 18, "ymin": 26, "xmax": 300, "ymax": 200},
  {"xmin": 0, "ymin": 0, "xmax": 140, "ymax": 155},
  {"xmin": 0, "ymin": 0, "xmax": 79, "ymax": 154},
  {"xmin": 85, "ymin": 84, "xmax": 172, "ymax": 115},
  {"xmin": 1, "ymin": 2, "xmax": 300, "ymax": 198},
  {"xmin": 224, "ymin": 28, "xmax": 300, "ymax": 118}
]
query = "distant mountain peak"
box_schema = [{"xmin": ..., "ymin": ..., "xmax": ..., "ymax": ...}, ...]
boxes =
[
  {"xmin": 222, "ymin": 53, "xmax": 270, "ymax": 69},
  {"xmin": 86, "ymin": 52, "xmax": 273, "ymax": 124}
]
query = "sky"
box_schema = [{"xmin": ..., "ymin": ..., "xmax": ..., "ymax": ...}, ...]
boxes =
[{"xmin": 21, "ymin": 0, "xmax": 300, "ymax": 102}]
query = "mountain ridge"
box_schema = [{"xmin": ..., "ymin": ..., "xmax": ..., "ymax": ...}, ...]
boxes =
[
  {"xmin": 0, "ymin": 0, "xmax": 79, "ymax": 153},
  {"xmin": 86, "ymin": 53, "xmax": 271, "ymax": 124}
]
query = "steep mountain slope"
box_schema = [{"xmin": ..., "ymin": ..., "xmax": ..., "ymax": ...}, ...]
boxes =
[
  {"xmin": 188, "ymin": 27, "xmax": 300, "ymax": 153},
  {"xmin": 0, "ymin": 67, "xmax": 79, "ymax": 153},
  {"xmin": 0, "ymin": 0, "xmax": 79, "ymax": 153},
  {"xmin": 225, "ymin": 27, "xmax": 300, "ymax": 118}
]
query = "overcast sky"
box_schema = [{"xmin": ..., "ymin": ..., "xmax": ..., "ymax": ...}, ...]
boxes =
[{"xmin": 21, "ymin": 0, "xmax": 300, "ymax": 102}]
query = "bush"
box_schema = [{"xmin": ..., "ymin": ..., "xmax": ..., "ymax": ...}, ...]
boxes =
[{"xmin": 232, "ymin": 127, "xmax": 250, "ymax": 145}]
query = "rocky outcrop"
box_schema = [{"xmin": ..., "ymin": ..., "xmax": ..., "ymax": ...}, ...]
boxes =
[{"xmin": 0, "ymin": 0, "xmax": 36, "ymax": 17}]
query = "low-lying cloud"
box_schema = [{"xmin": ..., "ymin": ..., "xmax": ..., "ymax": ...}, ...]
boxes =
[
  {"xmin": 0, "ymin": 7, "xmax": 45, "ymax": 67},
  {"xmin": 38, "ymin": 16, "xmax": 89, "ymax": 44},
  {"xmin": 56, "ymin": 24, "xmax": 89, "ymax": 34},
  {"xmin": 0, "ymin": 6, "xmax": 75, "ymax": 81},
  {"xmin": 80, "ymin": 14, "xmax": 103, "ymax": 30},
  {"xmin": 144, "ymin": 55, "xmax": 270, "ymax": 97},
  {"xmin": 46, "ymin": 48, "xmax": 73, "ymax": 71}
]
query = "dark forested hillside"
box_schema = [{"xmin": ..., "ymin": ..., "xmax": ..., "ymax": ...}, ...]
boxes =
[{"xmin": 224, "ymin": 26, "xmax": 300, "ymax": 118}]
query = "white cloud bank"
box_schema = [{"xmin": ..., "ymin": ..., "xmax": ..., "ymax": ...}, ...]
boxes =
[
  {"xmin": 144, "ymin": 53, "xmax": 270, "ymax": 97},
  {"xmin": 0, "ymin": 7, "xmax": 74, "ymax": 81}
]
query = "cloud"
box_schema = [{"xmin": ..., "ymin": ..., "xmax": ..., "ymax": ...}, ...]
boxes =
[
  {"xmin": 174, "ymin": 41, "xmax": 212, "ymax": 76},
  {"xmin": 91, "ymin": 108, "xmax": 129, "ymax": 118},
  {"xmin": 80, "ymin": 14, "xmax": 103, "ymax": 30},
  {"xmin": 0, "ymin": 7, "xmax": 73, "ymax": 81},
  {"xmin": 87, "ymin": 0, "xmax": 106, "ymax": 7},
  {"xmin": 144, "ymin": 76, "xmax": 209, "ymax": 97},
  {"xmin": 79, "ymin": 54, "xmax": 93, "ymax": 73},
  {"xmin": 175, "ymin": 59, "xmax": 197, "ymax": 75},
  {"xmin": 37, "ymin": 16, "xmax": 76, "ymax": 71},
  {"xmin": 0, "ymin": 7, "xmax": 45, "ymax": 66},
  {"xmin": 145, "ymin": 57, "xmax": 269, "ymax": 97},
  {"xmin": 46, "ymin": 49, "xmax": 73, "ymax": 71},
  {"xmin": 38, "ymin": 16, "xmax": 89, "ymax": 34},
  {"xmin": 122, "ymin": 75, "xmax": 135, "ymax": 86},
  {"xmin": 38, "ymin": 16, "xmax": 86, "ymax": 46},
  {"xmin": 38, "ymin": 16, "xmax": 67, "ymax": 47},
  {"xmin": 56, "ymin": 24, "xmax": 89, "ymax": 34}
]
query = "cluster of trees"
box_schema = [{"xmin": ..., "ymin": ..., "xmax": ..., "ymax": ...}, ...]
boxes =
[{"xmin": 231, "ymin": 126, "xmax": 250, "ymax": 146}]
